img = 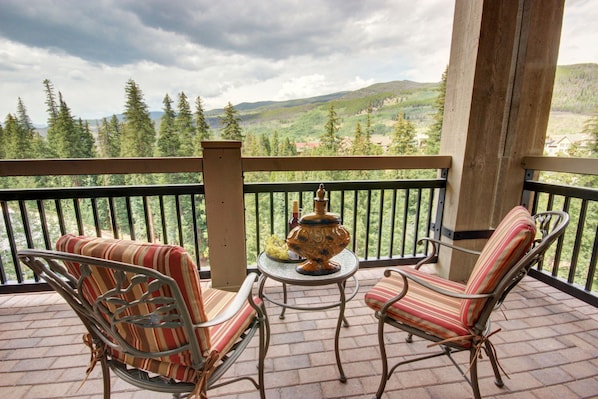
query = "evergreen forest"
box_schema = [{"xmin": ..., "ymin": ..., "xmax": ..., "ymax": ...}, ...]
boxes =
[{"xmin": 1, "ymin": 64, "xmax": 598, "ymax": 291}]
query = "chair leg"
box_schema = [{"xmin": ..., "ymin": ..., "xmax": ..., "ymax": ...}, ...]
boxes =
[
  {"xmin": 373, "ymin": 317, "xmax": 390, "ymax": 399},
  {"xmin": 100, "ymin": 356, "xmax": 111, "ymax": 399},
  {"xmin": 257, "ymin": 313, "xmax": 267, "ymax": 399},
  {"xmin": 485, "ymin": 340, "xmax": 505, "ymax": 387},
  {"xmin": 469, "ymin": 348, "xmax": 482, "ymax": 399},
  {"xmin": 405, "ymin": 333, "xmax": 413, "ymax": 343}
]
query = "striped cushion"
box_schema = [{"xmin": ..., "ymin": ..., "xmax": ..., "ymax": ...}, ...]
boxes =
[
  {"xmin": 56, "ymin": 234, "xmax": 258, "ymax": 382},
  {"xmin": 365, "ymin": 267, "xmax": 472, "ymax": 347},
  {"xmin": 460, "ymin": 206, "xmax": 536, "ymax": 327}
]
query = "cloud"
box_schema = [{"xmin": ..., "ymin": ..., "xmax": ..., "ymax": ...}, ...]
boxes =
[{"xmin": 0, "ymin": 0, "xmax": 594, "ymax": 126}]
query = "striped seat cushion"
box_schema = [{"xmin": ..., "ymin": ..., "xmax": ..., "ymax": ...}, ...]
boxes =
[
  {"xmin": 56, "ymin": 234, "xmax": 258, "ymax": 383},
  {"xmin": 460, "ymin": 206, "xmax": 536, "ymax": 327},
  {"xmin": 365, "ymin": 267, "xmax": 472, "ymax": 347}
]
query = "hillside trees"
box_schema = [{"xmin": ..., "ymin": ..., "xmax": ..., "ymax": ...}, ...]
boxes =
[
  {"xmin": 220, "ymin": 102, "xmax": 243, "ymax": 140},
  {"xmin": 157, "ymin": 94, "xmax": 179, "ymax": 157},
  {"xmin": 583, "ymin": 105, "xmax": 598, "ymax": 156},
  {"xmin": 389, "ymin": 113, "xmax": 416, "ymax": 155},
  {"xmin": 44, "ymin": 81, "xmax": 94, "ymax": 159},
  {"xmin": 121, "ymin": 79, "xmax": 156, "ymax": 159},
  {"xmin": 320, "ymin": 103, "xmax": 341, "ymax": 154},
  {"xmin": 194, "ymin": 96, "xmax": 211, "ymax": 154},
  {"xmin": 175, "ymin": 92, "xmax": 195, "ymax": 156},
  {"xmin": 425, "ymin": 66, "xmax": 447, "ymax": 154},
  {"xmin": 97, "ymin": 115, "xmax": 121, "ymax": 158}
]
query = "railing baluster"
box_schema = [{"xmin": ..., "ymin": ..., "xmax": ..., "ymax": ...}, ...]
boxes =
[
  {"xmin": 413, "ymin": 188, "xmax": 422, "ymax": 256},
  {"xmin": 389, "ymin": 189, "xmax": 397, "ymax": 258},
  {"xmin": 159, "ymin": 196, "xmax": 167, "ymax": 244},
  {"xmin": 126, "ymin": 197, "xmax": 135, "ymax": 240},
  {"xmin": 376, "ymin": 189, "xmax": 384, "ymax": 259},
  {"xmin": 401, "ymin": 189, "xmax": 409, "ymax": 257},
  {"xmin": 364, "ymin": 189, "xmax": 372, "ymax": 259},
  {"xmin": 586, "ymin": 224, "xmax": 598, "ymax": 291},
  {"xmin": 91, "ymin": 198, "xmax": 101, "ymax": 237},
  {"xmin": 37, "ymin": 200, "xmax": 51, "ymax": 250},
  {"xmin": 74, "ymin": 198, "xmax": 83, "ymax": 235},
  {"xmin": 569, "ymin": 199, "xmax": 588, "ymax": 284}
]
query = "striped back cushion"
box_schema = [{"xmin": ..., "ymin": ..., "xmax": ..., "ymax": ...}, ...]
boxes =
[
  {"xmin": 56, "ymin": 234, "xmax": 211, "ymax": 376},
  {"xmin": 460, "ymin": 206, "xmax": 536, "ymax": 327}
]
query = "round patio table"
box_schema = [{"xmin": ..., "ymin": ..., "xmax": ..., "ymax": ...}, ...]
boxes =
[{"xmin": 257, "ymin": 249, "xmax": 359, "ymax": 382}]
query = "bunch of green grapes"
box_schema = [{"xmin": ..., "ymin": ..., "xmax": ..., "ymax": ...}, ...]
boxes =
[{"xmin": 265, "ymin": 234, "xmax": 289, "ymax": 260}]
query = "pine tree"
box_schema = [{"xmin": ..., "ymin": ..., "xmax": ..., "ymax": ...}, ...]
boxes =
[
  {"xmin": 220, "ymin": 102, "xmax": 243, "ymax": 140},
  {"xmin": 121, "ymin": 79, "xmax": 156, "ymax": 158},
  {"xmin": 77, "ymin": 118, "xmax": 95, "ymax": 158},
  {"xmin": 321, "ymin": 103, "xmax": 341, "ymax": 154},
  {"xmin": 390, "ymin": 112, "xmax": 416, "ymax": 155},
  {"xmin": 582, "ymin": 106, "xmax": 598, "ymax": 156},
  {"xmin": 426, "ymin": 66, "xmax": 447, "ymax": 154},
  {"xmin": 0, "ymin": 123, "xmax": 4, "ymax": 158},
  {"xmin": 259, "ymin": 134, "xmax": 272, "ymax": 155},
  {"xmin": 193, "ymin": 96, "xmax": 211, "ymax": 154},
  {"xmin": 351, "ymin": 121, "xmax": 367, "ymax": 155},
  {"xmin": 365, "ymin": 104, "xmax": 374, "ymax": 154},
  {"xmin": 43, "ymin": 79, "xmax": 59, "ymax": 129},
  {"xmin": 175, "ymin": 92, "xmax": 195, "ymax": 156},
  {"xmin": 156, "ymin": 94, "xmax": 179, "ymax": 157},
  {"xmin": 271, "ymin": 131, "xmax": 280, "ymax": 156},
  {"xmin": 97, "ymin": 115, "xmax": 121, "ymax": 158},
  {"xmin": 3, "ymin": 114, "xmax": 26, "ymax": 159}
]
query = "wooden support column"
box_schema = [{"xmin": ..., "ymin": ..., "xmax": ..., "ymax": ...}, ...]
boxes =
[
  {"xmin": 438, "ymin": 0, "xmax": 564, "ymax": 281},
  {"xmin": 201, "ymin": 141, "xmax": 247, "ymax": 291}
]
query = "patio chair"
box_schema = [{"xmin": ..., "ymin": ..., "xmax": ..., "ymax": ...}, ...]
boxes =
[
  {"xmin": 18, "ymin": 234, "xmax": 268, "ymax": 399},
  {"xmin": 364, "ymin": 206, "xmax": 569, "ymax": 399}
]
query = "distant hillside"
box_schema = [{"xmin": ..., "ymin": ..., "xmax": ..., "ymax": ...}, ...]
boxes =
[
  {"xmin": 551, "ymin": 63, "xmax": 598, "ymax": 114},
  {"xmin": 75, "ymin": 63, "xmax": 596, "ymax": 140}
]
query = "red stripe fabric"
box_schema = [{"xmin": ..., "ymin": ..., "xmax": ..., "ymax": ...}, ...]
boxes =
[
  {"xmin": 365, "ymin": 267, "xmax": 472, "ymax": 347},
  {"xmin": 460, "ymin": 206, "xmax": 536, "ymax": 326}
]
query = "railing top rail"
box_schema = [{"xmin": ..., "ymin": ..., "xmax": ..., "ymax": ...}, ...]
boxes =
[
  {"xmin": 1, "ymin": 155, "xmax": 451, "ymax": 178},
  {"xmin": 522, "ymin": 156, "xmax": 598, "ymax": 175},
  {"xmin": 0, "ymin": 157, "xmax": 204, "ymax": 177},
  {"xmin": 243, "ymin": 155, "xmax": 451, "ymax": 172}
]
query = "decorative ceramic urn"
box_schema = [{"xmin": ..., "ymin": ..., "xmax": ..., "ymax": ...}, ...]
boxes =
[{"xmin": 286, "ymin": 184, "xmax": 351, "ymax": 275}]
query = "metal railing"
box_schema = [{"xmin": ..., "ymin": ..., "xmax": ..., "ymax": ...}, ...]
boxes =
[
  {"xmin": 0, "ymin": 154, "xmax": 450, "ymax": 293},
  {"xmin": 1, "ymin": 184, "xmax": 207, "ymax": 290},
  {"xmin": 243, "ymin": 178, "xmax": 446, "ymax": 266},
  {"xmin": 522, "ymin": 156, "xmax": 598, "ymax": 307}
]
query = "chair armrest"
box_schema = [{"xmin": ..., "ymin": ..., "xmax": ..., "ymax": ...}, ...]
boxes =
[
  {"xmin": 414, "ymin": 238, "xmax": 481, "ymax": 269},
  {"xmin": 379, "ymin": 268, "xmax": 492, "ymax": 314},
  {"xmin": 194, "ymin": 273, "xmax": 259, "ymax": 328},
  {"xmin": 420, "ymin": 237, "xmax": 481, "ymax": 255}
]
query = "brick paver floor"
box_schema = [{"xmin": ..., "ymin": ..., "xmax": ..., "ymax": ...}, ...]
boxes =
[{"xmin": 1, "ymin": 269, "xmax": 597, "ymax": 398}]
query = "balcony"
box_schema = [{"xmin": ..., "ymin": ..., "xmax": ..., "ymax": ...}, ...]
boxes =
[
  {"xmin": 1, "ymin": 149, "xmax": 597, "ymax": 398},
  {"xmin": 1, "ymin": 269, "xmax": 597, "ymax": 398}
]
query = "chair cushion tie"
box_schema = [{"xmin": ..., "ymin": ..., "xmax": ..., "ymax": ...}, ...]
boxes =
[
  {"xmin": 190, "ymin": 350, "xmax": 220, "ymax": 399},
  {"xmin": 78, "ymin": 333, "xmax": 106, "ymax": 391},
  {"xmin": 427, "ymin": 328, "xmax": 510, "ymax": 379}
]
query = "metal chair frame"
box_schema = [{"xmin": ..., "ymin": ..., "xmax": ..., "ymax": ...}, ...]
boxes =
[
  {"xmin": 371, "ymin": 210, "xmax": 569, "ymax": 399},
  {"xmin": 18, "ymin": 249, "xmax": 269, "ymax": 399}
]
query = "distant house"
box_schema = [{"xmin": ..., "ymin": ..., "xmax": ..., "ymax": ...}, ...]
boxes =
[
  {"xmin": 544, "ymin": 134, "xmax": 592, "ymax": 155},
  {"xmin": 295, "ymin": 141, "xmax": 320, "ymax": 153}
]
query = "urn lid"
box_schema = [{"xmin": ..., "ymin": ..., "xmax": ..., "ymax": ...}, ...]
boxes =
[{"xmin": 299, "ymin": 184, "xmax": 341, "ymax": 225}]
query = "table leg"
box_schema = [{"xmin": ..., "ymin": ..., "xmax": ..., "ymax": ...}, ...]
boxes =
[
  {"xmin": 279, "ymin": 282, "xmax": 287, "ymax": 319},
  {"xmin": 341, "ymin": 280, "xmax": 350, "ymax": 327},
  {"xmin": 257, "ymin": 275, "xmax": 271, "ymax": 356},
  {"xmin": 335, "ymin": 281, "xmax": 347, "ymax": 383}
]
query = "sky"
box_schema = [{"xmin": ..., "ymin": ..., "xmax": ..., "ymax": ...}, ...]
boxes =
[{"xmin": 0, "ymin": 0, "xmax": 597, "ymax": 127}]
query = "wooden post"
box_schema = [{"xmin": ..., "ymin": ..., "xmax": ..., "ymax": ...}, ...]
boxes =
[
  {"xmin": 438, "ymin": 0, "xmax": 565, "ymax": 281},
  {"xmin": 201, "ymin": 141, "xmax": 247, "ymax": 291}
]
